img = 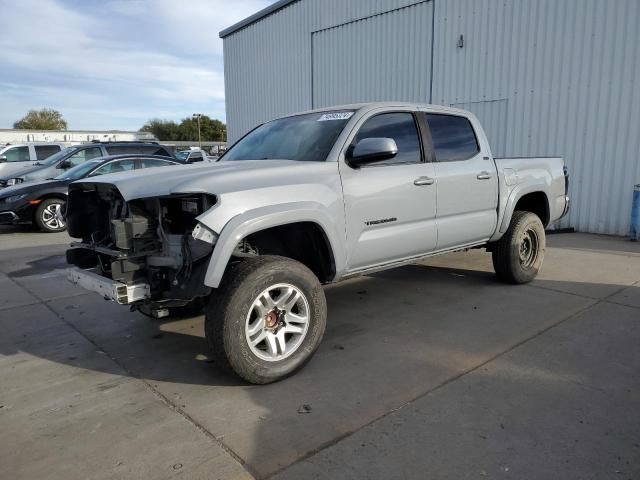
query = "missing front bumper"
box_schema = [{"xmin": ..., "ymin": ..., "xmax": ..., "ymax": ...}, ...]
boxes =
[{"xmin": 66, "ymin": 267, "xmax": 150, "ymax": 305}]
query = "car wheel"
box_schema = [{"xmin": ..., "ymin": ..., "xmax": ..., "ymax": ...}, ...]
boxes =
[
  {"xmin": 492, "ymin": 211, "xmax": 545, "ymax": 284},
  {"xmin": 205, "ymin": 255, "xmax": 327, "ymax": 384},
  {"xmin": 34, "ymin": 198, "xmax": 67, "ymax": 233}
]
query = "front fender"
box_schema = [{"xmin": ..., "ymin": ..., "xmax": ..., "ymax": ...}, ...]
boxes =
[{"xmin": 202, "ymin": 202, "xmax": 345, "ymax": 288}]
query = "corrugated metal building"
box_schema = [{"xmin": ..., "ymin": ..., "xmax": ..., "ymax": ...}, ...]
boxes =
[{"xmin": 220, "ymin": 0, "xmax": 640, "ymax": 235}]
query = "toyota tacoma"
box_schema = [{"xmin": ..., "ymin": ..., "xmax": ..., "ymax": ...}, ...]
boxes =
[{"xmin": 65, "ymin": 102, "xmax": 570, "ymax": 384}]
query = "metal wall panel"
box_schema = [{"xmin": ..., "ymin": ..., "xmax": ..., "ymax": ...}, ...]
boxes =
[
  {"xmin": 223, "ymin": 0, "xmax": 425, "ymax": 142},
  {"xmin": 222, "ymin": 0, "xmax": 640, "ymax": 235},
  {"xmin": 432, "ymin": 0, "xmax": 640, "ymax": 235},
  {"xmin": 312, "ymin": 2, "xmax": 432, "ymax": 108}
]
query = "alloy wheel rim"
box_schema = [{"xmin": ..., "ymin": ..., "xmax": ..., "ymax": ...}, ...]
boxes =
[
  {"xmin": 42, "ymin": 203, "xmax": 65, "ymax": 230},
  {"xmin": 244, "ymin": 283, "xmax": 310, "ymax": 362}
]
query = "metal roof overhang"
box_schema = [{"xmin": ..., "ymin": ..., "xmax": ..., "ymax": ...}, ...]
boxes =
[{"xmin": 219, "ymin": 0, "xmax": 299, "ymax": 38}]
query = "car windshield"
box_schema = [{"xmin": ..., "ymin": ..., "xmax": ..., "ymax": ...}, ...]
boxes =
[
  {"xmin": 222, "ymin": 111, "xmax": 355, "ymax": 162},
  {"xmin": 42, "ymin": 146, "xmax": 80, "ymax": 166},
  {"xmin": 175, "ymin": 151, "xmax": 189, "ymax": 161},
  {"xmin": 53, "ymin": 160, "xmax": 101, "ymax": 180}
]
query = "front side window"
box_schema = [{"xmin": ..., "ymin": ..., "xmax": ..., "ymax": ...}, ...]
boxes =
[
  {"xmin": 67, "ymin": 147, "xmax": 103, "ymax": 166},
  {"xmin": 3, "ymin": 146, "xmax": 30, "ymax": 162},
  {"xmin": 35, "ymin": 145, "xmax": 61, "ymax": 160},
  {"xmin": 223, "ymin": 111, "xmax": 354, "ymax": 162},
  {"xmin": 91, "ymin": 159, "xmax": 135, "ymax": 176},
  {"xmin": 426, "ymin": 114, "xmax": 479, "ymax": 162},
  {"xmin": 354, "ymin": 112, "xmax": 421, "ymax": 166},
  {"xmin": 42, "ymin": 146, "xmax": 79, "ymax": 166},
  {"xmin": 54, "ymin": 160, "xmax": 102, "ymax": 180}
]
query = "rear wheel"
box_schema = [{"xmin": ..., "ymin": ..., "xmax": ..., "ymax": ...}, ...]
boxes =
[
  {"xmin": 205, "ymin": 255, "xmax": 327, "ymax": 384},
  {"xmin": 492, "ymin": 211, "xmax": 545, "ymax": 284},
  {"xmin": 34, "ymin": 198, "xmax": 66, "ymax": 233}
]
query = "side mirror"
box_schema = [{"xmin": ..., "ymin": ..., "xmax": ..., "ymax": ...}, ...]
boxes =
[
  {"xmin": 346, "ymin": 138, "xmax": 398, "ymax": 168},
  {"xmin": 0, "ymin": 156, "xmax": 6, "ymax": 163},
  {"xmin": 57, "ymin": 160, "xmax": 72, "ymax": 169}
]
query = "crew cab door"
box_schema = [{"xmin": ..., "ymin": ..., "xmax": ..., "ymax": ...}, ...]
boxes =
[
  {"xmin": 339, "ymin": 110, "xmax": 437, "ymax": 271},
  {"xmin": 422, "ymin": 112, "xmax": 498, "ymax": 249}
]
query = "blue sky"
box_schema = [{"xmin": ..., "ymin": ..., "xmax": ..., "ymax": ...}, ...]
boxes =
[{"xmin": 0, "ymin": 0, "xmax": 273, "ymax": 130}]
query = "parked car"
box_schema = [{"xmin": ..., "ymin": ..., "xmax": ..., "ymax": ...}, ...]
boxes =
[
  {"xmin": 0, "ymin": 154, "xmax": 180, "ymax": 232},
  {"xmin": 65, "ymin": 102, "xmax": 570, "ymax": 384},
  {"xmin": 174, "ymin": 148, "xmax": 216, "ymax": 163},
  {"xmin": 0, "ymin": 141, "xmax": 173, "ymax": 187},
  {"xmin": 0, "ymin": 142, "xmax": 66, "ymax": 177}
]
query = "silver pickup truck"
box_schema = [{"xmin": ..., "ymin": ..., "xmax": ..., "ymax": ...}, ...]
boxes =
[{"xmin": 65, "ymin": 102, "xmax": 569, "ymax": 384}]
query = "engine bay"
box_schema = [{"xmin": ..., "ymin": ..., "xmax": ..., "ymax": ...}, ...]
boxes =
[{"xmin": 66, "ymin": 183, "xmax": 217, "ymax": 308}]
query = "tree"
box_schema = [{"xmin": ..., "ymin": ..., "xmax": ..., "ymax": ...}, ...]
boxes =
[
  {"xmin": 139, "ymin": 115, "xmax": 227, "ymax": 142},
  {"xmin": 14, "ymin": 108, "xmax": 67, "ymax": 130},
  {"xmin": 178, "ymin": 116, "xmax": 227, "ymax": 142},
  {"xmin": 140, "ymin": 119, "xmax": 181, "ymax": 141}
]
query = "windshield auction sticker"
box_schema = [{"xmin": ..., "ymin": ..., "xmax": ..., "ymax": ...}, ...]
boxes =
[{"xmin": 318, "ymin": 112, "xmax": 354, "ymax": 121}]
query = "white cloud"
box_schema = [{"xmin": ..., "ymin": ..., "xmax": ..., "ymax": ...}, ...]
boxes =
[{"xmin": 0, "ymin": 0, "xmax": 271, "ymax": 130}]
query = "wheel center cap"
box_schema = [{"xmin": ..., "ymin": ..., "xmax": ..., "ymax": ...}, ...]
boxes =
[{"xmin": 265, "ymin": 310, "xmax": 279, "ymax": 329}]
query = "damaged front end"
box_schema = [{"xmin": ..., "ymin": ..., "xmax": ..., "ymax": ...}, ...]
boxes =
[{"xmin": 65, "ymin": 182, "xmax": 217, "ymax": 313}]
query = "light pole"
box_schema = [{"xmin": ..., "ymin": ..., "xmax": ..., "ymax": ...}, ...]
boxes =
[{"xmin": 192, "ymin": 113, "xmax": 202, "ymax": 149}]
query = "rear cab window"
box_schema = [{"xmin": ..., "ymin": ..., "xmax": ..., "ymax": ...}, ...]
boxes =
[{"xmin": 426, "ymin": 114, "xmax": 480, "ymax": 162}]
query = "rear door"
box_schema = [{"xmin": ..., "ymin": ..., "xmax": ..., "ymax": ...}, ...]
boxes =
[
  {"xmin": 424, "ymin": 112, "xmax": 498, "ymax": 249},
  {"xmin": 340, "ymin": 110, "xmax": 438, "ymax": 271}
]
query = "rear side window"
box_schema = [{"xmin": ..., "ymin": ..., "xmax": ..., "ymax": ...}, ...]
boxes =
[
  {"xmin": 35, "ymin": 145, "xmax": 62, "ymax": 160},
  {"xmin": 91, "ymin": 159, "xmax": 136, "ymax": 176},
  {"xmin": 189, "ymin": 151, "xmax": 204, "ymax": 162},
  {"xmin": 139, "ymin": 145, "xmax": 171, "ymax": 156},
  {"xmin": 426, "ymin": 114, "xmax": 479, "ymax": 162},
  {"xmin": 139, "ymin": 158, "xmax": 174, "ymax": 169},
  {"xmin": 106, "ymin": 145, "xmax": 140, "ymax": 155},
  {"xmin": 354, "ymin": 112, "xmax": 421, "ymax": 166},
  {"xmin": 3, "ymin": 146, "xmax": 30, "ymax": 162}
]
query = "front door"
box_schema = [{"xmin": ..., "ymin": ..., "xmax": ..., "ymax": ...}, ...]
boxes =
[{"xmin": 340, "ymin": 111, "xmax": 438, "ymax": 271}]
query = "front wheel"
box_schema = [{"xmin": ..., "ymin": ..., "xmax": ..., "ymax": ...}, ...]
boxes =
[
  {"xmin": 205, "ymin": 255, "xmax": 327, "ymax": 384},
  {"xmin": 491, "ymin": 211, "xmax": 545, "ymax": 284},
  {"xmin": 34, "ymin": 198, "xmax": 67, "ymax": 233}
]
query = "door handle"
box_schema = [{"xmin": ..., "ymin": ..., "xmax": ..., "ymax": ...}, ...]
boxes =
[
  {"xmin": 477, "ymin": 171, "xmax": 492, "ymax": 180},
  {"xmin": 414, "ymin": 176, "xmax": 435, "ymax": 186}
]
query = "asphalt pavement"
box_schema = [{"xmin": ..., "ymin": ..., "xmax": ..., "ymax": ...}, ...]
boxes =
[{"xmin": 1, "ymin": 225, "xmax": 638, "ymax": 479}]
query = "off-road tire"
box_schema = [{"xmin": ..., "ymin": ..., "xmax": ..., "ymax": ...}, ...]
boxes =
[
  {"xmin": 34, "ymin": 198, "xmax": 67, "ymax": 233},
  {"xmin": 492, "ymin": 211, "xmax": 545, "ymax": 284},
  {"xmin": 205, "ymin": 255, "xmax": 327, "ymax": 384}
]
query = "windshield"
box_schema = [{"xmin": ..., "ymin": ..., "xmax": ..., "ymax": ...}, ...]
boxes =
[
  {"xmin": 222, "ymin": 111, "xmax": 355, "ymax": 162},
  {"xmin": 42, "ymin": 146, "xmax": 81, "ymax": 166},
  {"xmin": 53, "ymin": 160, "xmax": 101, "ymax": 180},
  {"xmin": 175, "ymin": 151, "xmax": 189, "ymax": 161}
]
